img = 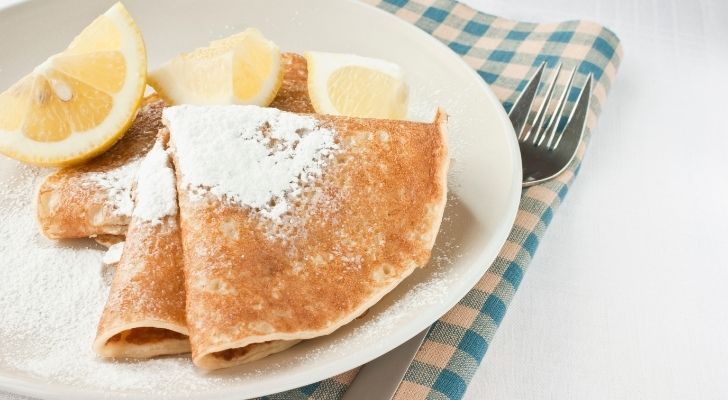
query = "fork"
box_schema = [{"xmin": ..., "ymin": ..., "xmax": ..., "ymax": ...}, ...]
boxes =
[{"xmin": 508, "ymin": 63, "xmax": 593, "ymax": 187}]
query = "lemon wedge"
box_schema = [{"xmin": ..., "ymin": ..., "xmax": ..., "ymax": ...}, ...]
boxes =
[
  {"xmin": 0, "ymin": 2, "xmax": 146, "ymax": 166},
  {"xmin": 305, "ymin": 52, "xmax": 409, "ymax": 119},
  {"xmin": 148, "ymin": 28, "xmax": 283, "ymax": 106}
]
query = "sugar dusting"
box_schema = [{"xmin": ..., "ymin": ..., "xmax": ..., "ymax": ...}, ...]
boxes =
[
  {"xmin": 351, "ymin": 274, "xmax": 451, "ymax": 339},
  {"xmin": 0, "ymin": 161, "xmax": 247, "ymax": 396},
  {"xmin": 84, "ymin": 161, "xmax": 138, "ymax": 217},
  {"xmin": 132, "ymin": 140, "xmax": 178, "ymax": 224},
  {"xmin": 101, "ymin": 242, "xmax": 124, "ymax": 265},
  {"xmin": 165, "ymin": 105, "xmax": 337, "ymax": 222}
]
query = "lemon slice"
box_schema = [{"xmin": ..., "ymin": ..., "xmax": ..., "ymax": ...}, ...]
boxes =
[
  {"xmin": 148, "ymin": 28, "xmax": 283, "ymax": 106},
  {"xmin": 305, "ymin": 52, "xmax": 409, "ymax": 119},
  {"xmin": 0, "ymin": 2, "xmax": 147, "ymax": 166}
]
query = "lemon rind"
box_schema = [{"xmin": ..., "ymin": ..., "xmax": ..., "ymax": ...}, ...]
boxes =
[{"xmin": 0, "ymin": 2, "xmax": 147, "ymax": 167}]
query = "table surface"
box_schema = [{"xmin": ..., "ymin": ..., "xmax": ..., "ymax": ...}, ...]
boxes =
[{"xmin": 1, "ymin": 0, "xmax": 727, "ymax": 399}]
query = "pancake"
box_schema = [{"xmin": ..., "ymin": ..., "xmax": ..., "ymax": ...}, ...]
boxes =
[
  {"xmin": 93, "ymin": 138, "xmax": 189, "ymax": 358},
  {"xmin": 36, "ymin": 96, "xmax": 164, "ymax": 239},
  {"xmin": 164, "ymin": 104, "xmax": 448, "ymax": 370}
]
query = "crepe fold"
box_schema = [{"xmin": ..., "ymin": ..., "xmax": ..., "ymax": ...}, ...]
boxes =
[
  {"xmin": 36, "ymin": 96, "xmax": 165, "ymax": 240},
  {"xmin": 166, "ymin": 106, "xmax": 448, "ymax": 370},
  {"xmin": 93, "ymin": 139, "xmax": 189, "ymax": 358}
]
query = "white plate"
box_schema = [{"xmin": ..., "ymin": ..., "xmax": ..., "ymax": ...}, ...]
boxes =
[{"xmin": 0, "ymin": 0, "xmax": 521, "ymax": 398}]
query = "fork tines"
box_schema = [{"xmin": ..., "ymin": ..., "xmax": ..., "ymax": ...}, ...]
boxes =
[{"xmin": 508, "ymin": 62, "xmax": 590, "ymax": 151}]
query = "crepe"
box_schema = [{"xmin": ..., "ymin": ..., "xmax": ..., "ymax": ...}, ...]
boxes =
[
  {"xmin": 164, "ymin": 104, "xmax": 448, "ymax": 370},
  {"xmin": 93, "ymin": 138, "xmax": 189, "ymax": 358},
  {"xmin": 36, "ymin": 96, "xmax": 164, "ymax": 239}
]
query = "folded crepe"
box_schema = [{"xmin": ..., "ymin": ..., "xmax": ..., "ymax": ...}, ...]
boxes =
[
  {"xmin": 93, "ymin": 137, "xmax": 189, "ymax": 358},
  {"xmin": 40, "ymin": 52, "xmax": 317, "ymax": 361},
  {"xmin": 37, "ymin": 53, "xmax": 310, "ymax": 241},
  {"xmin": 164, "ymin": 104, "xmax": 448, "ymax": 370}
]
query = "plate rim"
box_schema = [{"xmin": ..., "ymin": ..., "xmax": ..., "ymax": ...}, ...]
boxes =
[{"xmin": 0, "ymin": 0, "xmax": 522, "ymax": 398}]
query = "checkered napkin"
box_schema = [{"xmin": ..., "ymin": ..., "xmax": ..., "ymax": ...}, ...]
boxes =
[{"xmin": 266, "ymin": 0, "xmax": 623, "ymax": 399}]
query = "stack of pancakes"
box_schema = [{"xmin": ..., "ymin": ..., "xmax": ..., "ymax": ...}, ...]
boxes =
[{"xmin": 36, "ymin": 53, "xmax": 449, "ymax": 370}]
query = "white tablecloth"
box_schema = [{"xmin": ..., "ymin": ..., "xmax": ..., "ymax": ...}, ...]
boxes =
[
  {"xmin": 460, "ymin": 0, "xmax": 728, "ymax": 399},
  {"xmin": 1, "ymin": 0, "xmax": 726, "ymax": 399}
]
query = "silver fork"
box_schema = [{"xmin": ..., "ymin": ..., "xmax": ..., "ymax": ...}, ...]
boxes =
[{"xmin": 508, "ymin": 63, "xmax": 593, "ymax": 187}]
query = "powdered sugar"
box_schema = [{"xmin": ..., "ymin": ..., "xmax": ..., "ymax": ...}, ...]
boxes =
[
  {"xmin": 164, "ymin": 105, "xmax": 337, "ymax": 221},
  {"xmin": 0, "ymin": 161, "xmax": 237, "ymax": 395},
  {"xmin": 84, "ymin": 161, "xmax": 138, "ymax": 217},
  {"xmin": 352, "ymin": 274, "xmax": 451, "ymax": 339},
  {"xmin": 132, "ymin": 140, "xmax": 178, "ymax": 224},
  {"xmin": 102, "ymin": 242, "xmax": 124, "ymax": 265}
]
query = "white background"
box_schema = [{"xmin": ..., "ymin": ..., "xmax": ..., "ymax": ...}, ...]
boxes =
[{"xmin": 1, "ymin": 0, "xmax": 727, "ymax": 399}]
